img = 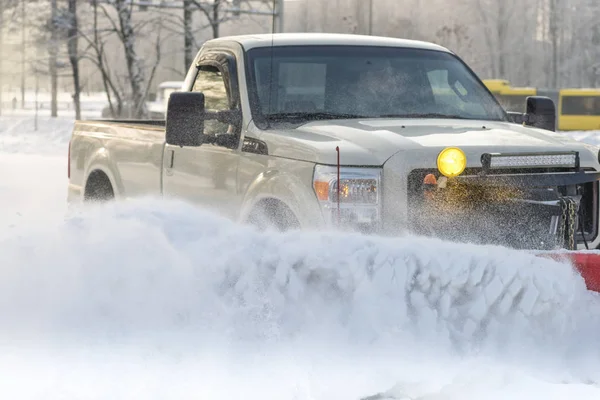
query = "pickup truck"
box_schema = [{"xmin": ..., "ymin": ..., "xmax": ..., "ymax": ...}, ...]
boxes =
[{"xmin": 68, "ymin": 32, "xmax": 600, "ymax": 252}]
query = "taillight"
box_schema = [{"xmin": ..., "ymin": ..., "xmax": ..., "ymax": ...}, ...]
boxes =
[{"xmin": 68, "ymin": 139, "xmax": 71, "ymax": 179}]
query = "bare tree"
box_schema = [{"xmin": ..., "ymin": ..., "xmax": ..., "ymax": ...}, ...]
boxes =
[
  {"xmin": 76, "ymin": 0, "xmax": 124, "ymax": 118},
  {"xmin": 113, "ymin": 0, "xmax": 148, "ymax": 118},
  {"xmin": 190, "ymin": 0, "xmax": 227, "ymax": 39},
  {"xmin": 189, "ymin": 0, "xmax": 226, "ymax": 38},
  {"xmin": 6, "ymin": 0, "xmax": 600, "ymax": 118},
  {"xmin": 74, "ymin": 0, "xmax": 171, "ymax": 119},
  {"xmin": 184, "ymin": 0, "xmax": 194, "ymax": 70},
  {"xmin": 66, "ymin": 0, "xmax": 81, "ymax": 120},
  {"xmin": 579, "ymin": 0, "xmax": 600, "ymax": 87},
  {"xmin": 0, "ymin": 0, "xmax": 4, "ymax": 116},
  {"xmin": 20, "ymin": 0, "xmax": 25, "ymax": 108},
  {"xmin": 593, "ymin": 23, "xmax": 600, "ymax": 87},
  {"xmin": 50, "ymin": 0, "xmax": 58, "ymax": 117},
  {"xmin": 548, "ymin": 0, "xmax": 562, "ymax": 88},
  {"xmin": 435, "ymin": 24, "xmax": 472, "ymax": 57},
  {"xmin": 6, "ymin": 0, "xmax": 64, "ymax": 112},
  {"xmin": 473, "ymin": 0, "xmax": 518, "ymax": 78},
  {"xmin": 189, "ymin": 0, "xmax": 274, "ymax": 39}
]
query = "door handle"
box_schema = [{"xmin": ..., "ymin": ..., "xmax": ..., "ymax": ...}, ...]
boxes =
[{"xmin": 168, "ymin": 149, "xmax": 175, "ymax": 168}]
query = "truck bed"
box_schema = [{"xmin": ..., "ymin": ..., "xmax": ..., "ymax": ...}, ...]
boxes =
[{"xmin": 69, "ymin": 119, "xmax": 167, "ymax": 201}]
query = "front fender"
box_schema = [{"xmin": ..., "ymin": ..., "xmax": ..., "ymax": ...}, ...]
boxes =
[{"xmin": 239, "ymin": 167, "xmax": 326, "ymax": 230}]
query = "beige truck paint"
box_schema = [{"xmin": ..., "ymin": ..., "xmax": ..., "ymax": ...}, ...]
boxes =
[
  {"xmin": 253, "ymin": 119, "xmax": 600, "ymax": 166},
  {"xmin": 68, "ymin": 33, "xmax": 600, "ymax": 250},
  {"xmin": 69, "ymin": 121, "xmax": 165, "ymax": 201},
  {"xmin": 162, "ymin": 144, "xmax": 240, "ymax": 220}
]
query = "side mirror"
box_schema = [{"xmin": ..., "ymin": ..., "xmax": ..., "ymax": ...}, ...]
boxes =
[
  {"xmin": 525, "ymin": 96, "xmax": 556, "ymax": 132},
  {"xmin": 165, "ymin": 91, "xmax": 243, "ymax": 147},
  {"xmin": 507, "ymin": 111, "xmax": 525, "ymax": 124},
  {"xmin": 165, "ymin": 92, "xmax": 206, "ymax": 147}
]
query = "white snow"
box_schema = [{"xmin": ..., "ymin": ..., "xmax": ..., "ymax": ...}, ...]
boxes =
[
  {"xmin": 2, "ymin": 111, "xmax": 600, "ymax": 399},
  {"xmin": 565, "ymin": 130, "xmax": 600, "ymax": 147},
  {"xmin": 0, "ymin": 116, "xmax": 73, "ymax": 154}
]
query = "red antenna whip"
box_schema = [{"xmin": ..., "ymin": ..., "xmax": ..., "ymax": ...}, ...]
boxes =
[{"xmin": 336, "ymin": 146, "xmax": 341, "ymax": 226}]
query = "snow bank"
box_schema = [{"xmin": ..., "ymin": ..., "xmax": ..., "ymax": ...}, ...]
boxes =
[
  {"xmin": 566, "ymin": 130, "xmax": 600, "ymax": 147},
  {"xmin": 0, "ymin": 199, "xmax": 589, "ymax": 349},
  {"xmin": 2, "ymin": 115, "xmax": 600, "ymax": 399},
  {"xmin": 1, "ymin": 198, "xmax": 600, "ymax": 399},
  {"xmin": 0, "ymin": 153, "xmax": 67, "ymax": 239}
]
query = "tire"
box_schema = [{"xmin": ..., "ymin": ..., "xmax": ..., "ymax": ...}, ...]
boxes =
[
  {"xmin": 83, "ymin": 170, "xmax": 114, "ymax": 203},
  {"xmin": 246, "ymin": 199, "xmax": 300, "ymax": 232}
]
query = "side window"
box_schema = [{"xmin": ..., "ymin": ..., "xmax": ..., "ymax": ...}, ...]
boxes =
[
  {"xmin": 192, "ymin": 65, "xmax": 231, "ymax": 137},
  {"xmin": 562, "ymin": 96, "xmax": 600, "ymax": 116},
  {"xmin": 427, "ymin": 69, "xmax": 487, "ymax": 117}
]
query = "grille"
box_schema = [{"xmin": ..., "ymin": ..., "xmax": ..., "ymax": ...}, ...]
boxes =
[{"xmin": 406, "ymin": 168, "xmax": 598, "ymax": 250}]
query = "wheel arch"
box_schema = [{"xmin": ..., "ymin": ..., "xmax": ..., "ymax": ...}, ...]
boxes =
[
  {"xmin": 83, "ymin": 147, "xmax": 124, "ymax": 200},
  {"xmin": 238, "ymin": 169, "xmax": 326, "ymax": 230}
]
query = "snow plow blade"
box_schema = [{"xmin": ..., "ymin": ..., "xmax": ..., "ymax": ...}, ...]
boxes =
[{"xmin": 538, "ymin": 252, "xmax": 600, "ymax": 292}]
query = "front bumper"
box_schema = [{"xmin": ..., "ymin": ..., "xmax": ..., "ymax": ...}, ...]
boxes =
[{"xmin": 455, "ymin": 170, "xmax": 600, "ymax": 188}]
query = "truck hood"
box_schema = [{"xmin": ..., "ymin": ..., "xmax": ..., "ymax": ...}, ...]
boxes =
[{"xmin": 257, "ymin": 118, "xmax": 600, "ymax": 167}]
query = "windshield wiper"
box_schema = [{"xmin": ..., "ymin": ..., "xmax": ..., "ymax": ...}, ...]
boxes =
[
  {"xmin": 377, "ymin": 113, "xmax": 473, "ymax": 119},
  {"xmin": 264, "ymin": 111, "xmax": 369, "ymax": 123}
]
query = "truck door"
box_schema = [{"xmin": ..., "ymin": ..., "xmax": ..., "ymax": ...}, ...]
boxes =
[{"xmin": 162, "ymin": 54, "xmax": 242, "ymax": 219}]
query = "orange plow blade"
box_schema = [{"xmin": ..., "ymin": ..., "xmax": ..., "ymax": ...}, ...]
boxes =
[{"xmin": 538, "ymin": 252, "xmax": 600, "ymax": 292}]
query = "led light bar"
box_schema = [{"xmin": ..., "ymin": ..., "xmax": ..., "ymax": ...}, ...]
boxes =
[{"xmin": 481, "ymin": 151, "xmax": 579, "ymax": 170}]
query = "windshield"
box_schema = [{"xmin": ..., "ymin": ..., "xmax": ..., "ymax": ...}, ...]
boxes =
[{"xmin": 245, "ymin": 45, "xmax": 507, "ymax": 126}]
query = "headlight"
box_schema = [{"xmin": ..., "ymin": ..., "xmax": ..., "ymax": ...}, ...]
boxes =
[
  {"xmin": 437, "ymin": 147, "xmax": 467, "ymax": 177},
  {"xmin": 313, "ymin": 165, "xmax": 381, "ymax": 231}
]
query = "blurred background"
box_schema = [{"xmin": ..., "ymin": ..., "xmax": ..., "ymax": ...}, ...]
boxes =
[
  {"xmin": 0, "ymin": 0, "xmax": 598, "ymax": 123},
  {"xmin": 1, "ymin": 4, "xmax": 600, "ymax": 398}
]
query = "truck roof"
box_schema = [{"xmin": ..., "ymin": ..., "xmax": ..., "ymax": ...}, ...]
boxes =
[
  {"xmin": 204, "ymin": 33, "xmax": 451, "ymax": 53},
  {"xmin": 157, "ymin": 81, "xmax": 185, "ymax": 89}
]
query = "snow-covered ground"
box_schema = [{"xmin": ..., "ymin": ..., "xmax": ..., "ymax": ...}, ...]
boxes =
[{"xmin": 2, "ymin": 110, "xmax": 600, "ymax": 399}]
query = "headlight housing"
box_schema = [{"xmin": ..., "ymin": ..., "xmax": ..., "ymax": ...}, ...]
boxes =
[{"xmin": 312, "ymin": 165, "xmax": 382, "ymax": 232}]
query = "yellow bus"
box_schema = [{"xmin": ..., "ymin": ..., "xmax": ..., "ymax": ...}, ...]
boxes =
[
  {"xmin": 483, "ymin": 79, "xmax": 510, "ymax": 94},
  {"xmin": 482, "ymin": 79, "xmax": 537, "ymax": 114},
  {"xmin": 558, "ymin": 89, "xmax": 600, "ymax": 131},
  {"xmin": 496, "ymin": 87, "xmax": 538, "ymax": 113},
  {"xmin": 482, "ymin": 80, "xmax": 600, "ymax": 131}
]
